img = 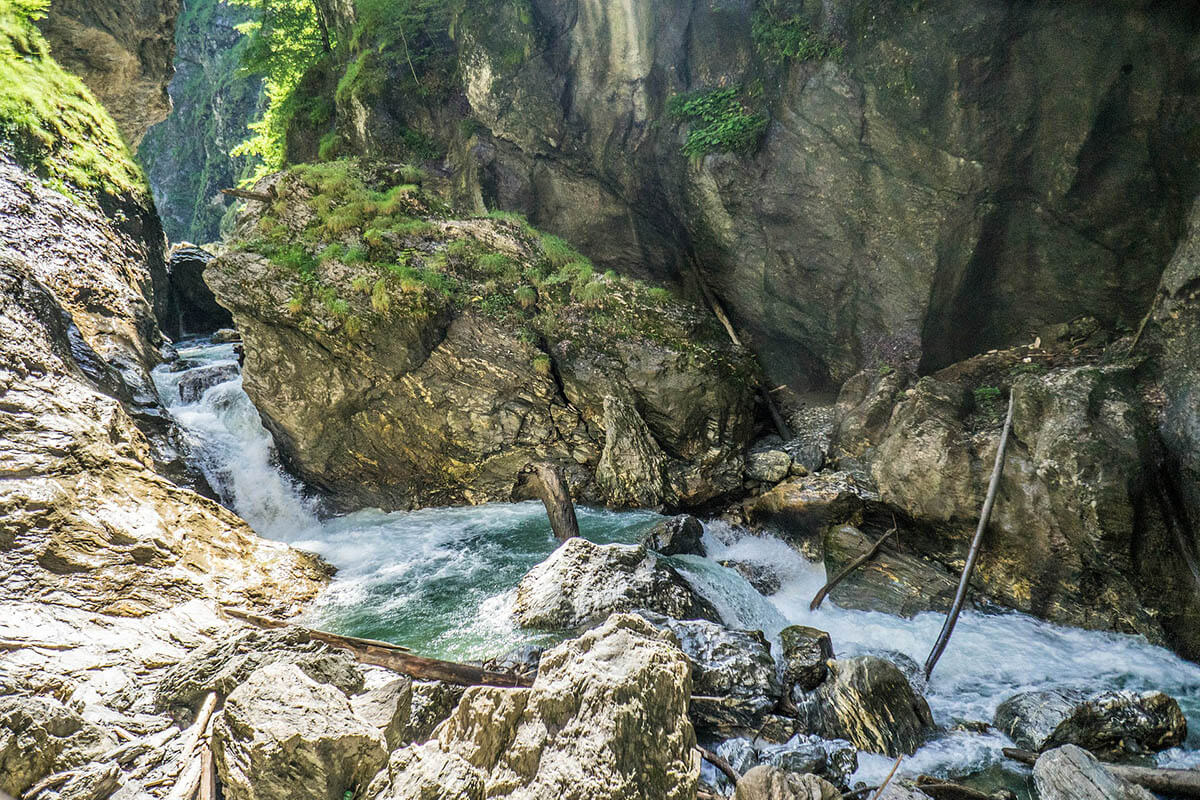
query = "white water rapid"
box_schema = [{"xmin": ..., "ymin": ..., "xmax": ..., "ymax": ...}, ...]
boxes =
[{"xmin": 152, "ymin": 338, "xmax": 1200, "ymax": 792}]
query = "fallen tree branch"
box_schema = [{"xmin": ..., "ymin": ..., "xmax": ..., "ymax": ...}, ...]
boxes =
[
  {"xmin": 924, "ymin": 392, "xmax": 1015, "ymax": 680},
  {"xmin": 221, "ymin": 607, "xmax": 533, "ymax": 688},
  {"xmin": 810, "ymin": 517, "xmax": 898, "ymax": 611},
  {"xmin": 842, "ymin": 787, "xmax": 879, "ymax": 799},
  {"xmin": 697, "ymin": 746, "xmax": 741, "ymax": 785},
  {"xmin": 516, "ymin": 461, "xmax": 579, "ymax": 542},
  {"xmin": 0, "ymin": 639, "xmax": 76, "ymax": 651},
  {"xmin": 870, "ymin": 755, "xmax": 904, "ymax": 800},
  {"xmin": 915, "ymin": 776, "xmax": 1002, "ymax": 800},
  {"xmin": 1002, "ymin": 748, "xmax": 1200, "ymax": 798},
  {"xmin": 199, "ymin": 743, "xmax": 217, "ymax": 800}
]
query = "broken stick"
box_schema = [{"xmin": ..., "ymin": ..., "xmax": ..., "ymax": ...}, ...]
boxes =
[
  {"xmin": 697, "ymin": 746, "xmax": 741, "ymax": 785},
  {"xmin": 923, "ymin": 392, "xmax": 1015, "ymax": 680},
  {"xmin": 221, "ymin": 607, "xmax": 533, "ymax": 688},
  {"xmin": 516, "ymin": 461, "xmax": 580, "ymax": 542},
  {"xmin": 810, "ymin": 519, "xmax": 898, "ymax": 611}
]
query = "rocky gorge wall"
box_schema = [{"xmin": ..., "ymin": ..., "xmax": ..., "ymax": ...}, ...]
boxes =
[{"xmin": 314, "ymin": 0, "xmax": 1200, "ymax": 392}]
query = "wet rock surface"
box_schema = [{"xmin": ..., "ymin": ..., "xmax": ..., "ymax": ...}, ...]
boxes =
[
  {"xmin": 994, "ymin": 688, "xmax": 1187, "ymax": 759},
  {"xmin": 719, "ymin": 558, "xmax": 783, "ymax": 596},
  {"xmin": 638, "ymin": 612, "xmax": 780, "ymax": 733},
  {"xmin": 642, "ymin": 514, "xmax": 706, "ymax": 556},
  {"xmin": 793, "ymin": 656, "xmax": 934, "ymax": 757},
  {"xmin": 365, "ymin": 614, "xmax": 698, "ymax": 800},
  {"xmin": 779, "ymin": 626, "xmax": 834, "ymax": 693},
  {"xmin": 163, "ymin": 246, "xmax": 233, "ymax": 338},
  {"xmin": 512, "ymin": 537, "xmax": 720, "ymax": 630},
  {"xmin": 176, "ymin": 362, "xmax": 239, "ymax": 403},
  {"xmin": 1033, "ymin": 744, "xmax": 1155, "ymax": 800}
]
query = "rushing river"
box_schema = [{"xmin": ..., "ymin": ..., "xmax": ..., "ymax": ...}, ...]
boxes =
[{"xmin": 153, "ymin": 338, "xmax": 1200, "ymax": 791}]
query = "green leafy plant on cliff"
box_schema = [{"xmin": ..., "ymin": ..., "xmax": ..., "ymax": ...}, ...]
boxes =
[
  {"xmin": 751, "ymin": 0, "xmax": 844, "ymax": 65},
  {"xmin": 0, "ymin": 0, "xmax": 146, "ymax": 204},
  {"xmin": 226, "ymin": 0, "xmax": 334, "ymax": 180},
  {"xmin": 667, "ymin": 87, "xmax": 769, "ymax": 158}
]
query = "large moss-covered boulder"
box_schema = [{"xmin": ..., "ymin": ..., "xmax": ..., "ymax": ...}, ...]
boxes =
[
  {"xmin": 207, "ymin": 162, "xmax": 755, "ymax": 511},
  {"xmin": 364, "ymin": 614, "xmax": 699, "ymax": 800}
]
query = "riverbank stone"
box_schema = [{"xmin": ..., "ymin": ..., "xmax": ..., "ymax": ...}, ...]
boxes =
[
  {"xmin": 1033, "ymin": 744, "xmax": 1154, "ymax": 800},
  {"xmin": 995, "ymin": 688, "xmax": 1186, "ymax": 759},
  {"xmin": 643, "ymin": 514, "xmax": 706, "ymax": 556},
  {"xmin": 780, "ymin": 626, "xmax": 834, "ymax": 692},
  {"xmin": 793, "ymin": 656, "xmax": 934, "ymax": 756}
]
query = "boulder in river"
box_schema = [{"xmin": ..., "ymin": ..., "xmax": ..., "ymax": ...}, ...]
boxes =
[
  {"xmin": 742, "ymin": 472, "xmax": 878, "ymax": 550},
  {"xmin": 642, "ymin": 514, "xmax": 706, "ymax": 556},
  {"xmin": 779, "ymin": 625, "xmax": 834, "ymax": 692},
  {"xmin": 638, "ymin": 612, "xmax": 781, "ymax": 732},
  {"xmin": 719, "ymin": 558, "xmax": 784, "ymax": 596},
  {"xmin": 211, "ymin": 327, "xmax": 241, "ymax": 343},
  {"xmin": 513, "ymin": 537, "xmax": 720, "ymax": 630},
  {"xmin": 793, "ymin": 656, "xmax": 934, "ymax": 757},
  {"xmin": 1033, "ymin": 744, "xmax": 1155, "ymax": 800},
  {"xmin": 746, "ymin": 448, "xmax": 793, "ymax": 484},
  {"xmin": 177, "ymin": 363, "xmax": 239, "ymax": 403},
  {"xmin": 213, "ymin": 662, "xmax": 387, "ymax": 800},
  {"xmin": 365, "ymin": 614, "xmax": 698, "ymax": 800},
  {"xmin": 994, "ymin": 688, "xmax": 1186, "ymax": 759},
  {"xmin": 733, "ymin": 765, "xmax": 840, "ymax": 800}
]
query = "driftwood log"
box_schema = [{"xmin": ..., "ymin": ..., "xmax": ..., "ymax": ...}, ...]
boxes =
[
  {"xmin": 915, "ymin": 776, "xmax": 1003, "ymax": 800},
  {"xmin": 221, "ymin": 607, "xmax": 534, "ymax": 688},
  {"xmin": 1003, "ymin": 748, "xmax": 1200, "ymax": 798},
  {"xmin": 516, "ymin": 461, "xmax": 579, "ymax": 542},
  {"xmin": 810, "ymin": 518, "xmax": 898, "ymax": 611},
  {"xmin": 697, "ymin": 746, "xmax": 741, "ymax": 784},
  {"xmin": 924, "ymin": 392, "xmax": 1015, "ymax": 679}
]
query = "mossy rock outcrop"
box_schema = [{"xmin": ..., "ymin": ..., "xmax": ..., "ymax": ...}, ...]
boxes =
[{"xmin": 207, "ymin": 161, "xmax": 756, "ymax": 510}]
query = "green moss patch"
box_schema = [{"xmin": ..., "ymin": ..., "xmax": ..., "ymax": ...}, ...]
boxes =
[{"xmin": 0, "ymin": 0, "xmax": 146, "ymax": 204}]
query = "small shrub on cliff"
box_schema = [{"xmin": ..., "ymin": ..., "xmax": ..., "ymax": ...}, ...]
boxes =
[
  {"xmin": 751, "ymin": 2, "xmax": 844, "ymax": 65},
  {"xmin": 514, "ymin": 285, "xmax": 537, "ymax": 309},
  {"xmin": 667, "ymin": 87, "xmax": 769, "ymax": 157}
]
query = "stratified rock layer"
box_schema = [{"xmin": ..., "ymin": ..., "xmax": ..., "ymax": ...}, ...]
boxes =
[{"xmin": 365, "ymin": 614, "xmax": 698, "ymax": 800}]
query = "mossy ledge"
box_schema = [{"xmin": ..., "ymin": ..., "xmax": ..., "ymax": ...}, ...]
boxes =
[
  {"xmin": 0, "ymin": 0, "xmax": 147, "ymax": 209},
  {"xmin": 208, "ymin": 159, "xmax": 758, "ymax": 511}
]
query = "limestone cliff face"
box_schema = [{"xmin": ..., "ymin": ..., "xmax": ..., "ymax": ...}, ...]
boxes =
[
  {"xmin": 319, "ymin": 0, "xmax": 1200, "ymax": 391},
  {"xmin": 38, "ymin": 0, "xmax": 181, "ymax": 146}
]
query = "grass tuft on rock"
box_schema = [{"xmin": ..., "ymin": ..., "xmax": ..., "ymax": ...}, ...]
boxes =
[{"xmin": 0, "ymin": 0, "xmax": 147, "ymax": 205}]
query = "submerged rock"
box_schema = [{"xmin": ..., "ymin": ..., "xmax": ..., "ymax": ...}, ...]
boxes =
[
  {"xmin": 779, "ymin": 625, "xmax": 834, "ymax": 692},
  {"xmin": 733, "ymin": 766, "xmax": 840, "ymax": 800},
  {"xmin": 365, "ymin": 614, "xmax": 698, "ymax": 800},
  {"xmin": 719, "ymin": 559, "xmax": 784, "ymax": 596},
  {"xmin": 1033, "ymin": 744, "xmax": 1154, "ymax": 800},
  {"xmin": 638, "ymin": 612, "xmax": 781, "ymax": 732},
  {"xmin": 513, "ymin": 537, "xmax": 720, "ymax": 630},
  {"xmin": 793, "ymin": 656, "xmax": 934, "ymax": 757},
  {"xmin": 643, "ymin": 514, "xmax": 706, "ymax": 557},
  {"xmin": 177, "ymin": 363, "xmax": 239, "ymax": 403},
  {"xmin": 994, "ymin": 688, "xmax": 1186, "ymax": 759},
  {"xmin": 213, "ymin": 662, "xmax": 387, "ymax": 800},
  {"xmin": 759, "ymin": 735, "xmax": 858, "ymax": 789}
]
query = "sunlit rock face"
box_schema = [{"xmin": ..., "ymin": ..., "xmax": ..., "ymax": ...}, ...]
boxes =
[{"xmin": 38, "ymin": 0, "xmax": 180, "ymax": 146}]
